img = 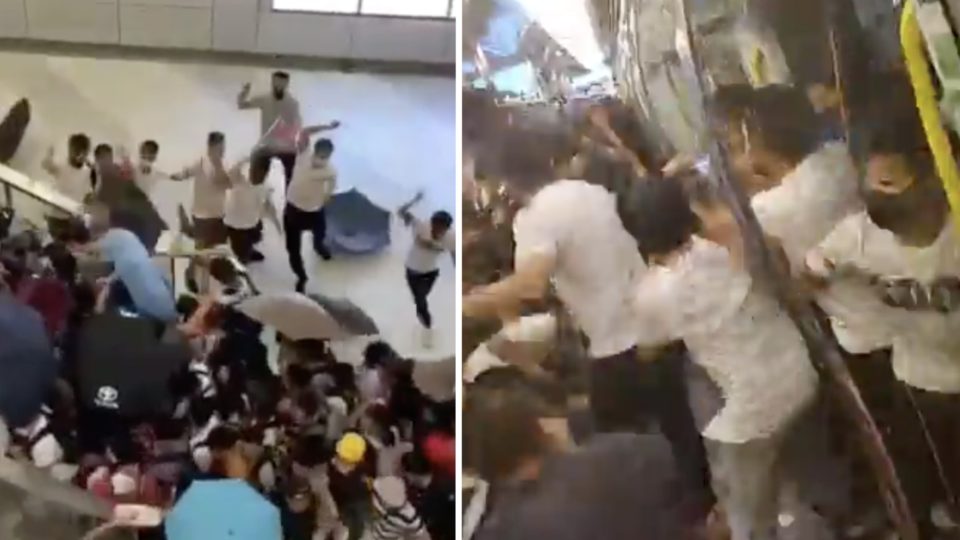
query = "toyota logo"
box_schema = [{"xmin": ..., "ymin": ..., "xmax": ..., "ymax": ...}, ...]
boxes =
[{"xmin": 95, "ymin": 386, "xmax": 119, "ymax": 409}]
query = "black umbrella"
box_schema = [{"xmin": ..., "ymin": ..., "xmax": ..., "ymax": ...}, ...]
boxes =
[
  {"xmin": 76, "ymin": 313, "xmax": 190, "ymax": 418},
  {"xmin": 324, "ymin": 189, "xmax": 391, "ymax": 255},
  {"xmin": 0, "ymin": 294, "xmax": 57, "ymax": 427},
  {"xmin": 0, "ymin": 98, "xmax": 29, "ymax": 163}
]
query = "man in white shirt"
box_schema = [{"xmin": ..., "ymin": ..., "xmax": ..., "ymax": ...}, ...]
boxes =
[
  {"xmin": 813, "ymin": 107, "xmax": 960, "ymax": 534},
  {"xmin": 285, "ymin": 126, "xmax": 339, "ymax": 292},
  {"xmin": 462, "ymin": 136, "xmax": 712, "ymax": 515},
  {"xmin": 119, "ymin": 139, "xmax": 162, "ymax": 196},
  {"xmin": 41, "ymin": 133, "xmax": 93, "ymax": 204},
  {"xmin": 621, "ymin": 179, "xmax": 824, "ymax": 540},
  {"xmin": 172, "ymin": 132, "xmax": 232, "ymax": 249},
  {"xmin": 398, "ymin": 191, "xmax": 454, "ymax": 347},
  {"xmin": 238, "ymin": 71, "xmax": 302, "ymax": 187},
  {"xmin": 224, "ymin": 163, "xmax": 278, "ymax": 264},
  {"xmin": 712, "ymin": 84, "xmax": 861, "ymax": 267}
]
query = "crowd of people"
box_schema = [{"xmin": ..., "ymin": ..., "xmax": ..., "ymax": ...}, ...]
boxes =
[
  {"xmin": 462, "ymin": 65, "xmax": 960, "ymax": 540},
  {"xmin": 0, "ymin": 69, "xmax": 455, "ymax": 540}
]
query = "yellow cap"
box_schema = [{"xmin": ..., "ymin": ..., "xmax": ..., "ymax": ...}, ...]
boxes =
[{"xmin": 336, "ymin": 433, "xmax": 367, "ymax": 464}]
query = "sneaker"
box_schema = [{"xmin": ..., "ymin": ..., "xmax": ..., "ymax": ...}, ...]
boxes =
[
  {"xmin": 249, "ymin": 250, "xmax": 266, "ymax": 263},
  {"xmin": 295, "ymin": 279, "xmax": 307, "ymax": 294},
  {"xmin": 421, "ymin": 326, "xmax": 434, "ymax": 349},
  {"xmin": 316, "ymin": 249, "xmax": 333, "ymax": 261}
]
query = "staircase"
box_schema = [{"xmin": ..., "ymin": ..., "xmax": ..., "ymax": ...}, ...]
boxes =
[{"xmin": 0, "ymin": 168, "xmax": 123, "ymax": 540}]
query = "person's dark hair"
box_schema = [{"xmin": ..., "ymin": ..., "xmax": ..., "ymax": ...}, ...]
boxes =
[
  {"xmin": 272, "ymin": 71, "xmax": 291, "ymax": 81},
  {"xmin": 862, "ymin": 75, "xmax": 935, "ymax": 177},
  {"xmin": 209, "ymin": 257, "xmax": 238, "ymax": 285},
  {"xmin": 207, "ymin": 425, "xmax": 241, "ymax": 452},
  {"xmin": 208, "ymin": 132, "xmax": 226, "ymax": 147},
  {"xmin": 494, "ymin": 128, "xmax": 579, "ymax": 194},
  {"xmin": 711, "ymin": 84, "xmax": 757, "ymax": 124},
  {"xmin": 314, "ymin": 138, "xmax": 334, "ymax": 155},
  {"xmin": 617, "ymin": 178, "xmax": 700, "ymax": 260},
  {"xmin": 189, "ymin": 397, "xmax": 216, "ymax": 427},
  {"xmin": 68, "ymin": 133, "xmax": 91, "ymax": 155},
  {"xmin": 402, "ymin": 449, "xmax": 432, "ymax": 478},
  {"xmin": 713, "ymin": 84, "xmax": 821, "ymax": 164},
  {"xmin": 176, "ymin": 294, "xmax": 200, "ymax": 321},
  {"xmin": 579, "ymin": 146, "xmax": 645, "ymax": 194},
  {"xmin": 363, "ymin": 341, "xmax": 395, "ymax": 369},
  {"xmin": 430, "ymin": 211, "xmax": 453, "ymax": 231},
  {"xmin": 285, "ymin": 363, "xmax": 313, "ymax": 390},
  {"xmin": 294, "ymin": 390, "xmax": 321, "ymax": 421},
  {"xmin": 140, "ymin": 140, "xmax": 159, "ymax": 154},
  {"xmin": 93, "ymin": 144, "xmax": 113, "ymax": 160},
  {"xmin": 43, "ymin": 242, "xmax": 77, "ymax": 283},
  {"xmin": 464, "ymin": 382, "xmax": 551, "ymax": 481},
  {"xmin": 292, "ymin": 434, "xmax": 333, "ymax": 468}
]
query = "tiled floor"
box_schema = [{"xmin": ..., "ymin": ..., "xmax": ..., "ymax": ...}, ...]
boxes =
[{"xmin": 0, "ymin": 49, "xmax": 456, "ymax": 361}]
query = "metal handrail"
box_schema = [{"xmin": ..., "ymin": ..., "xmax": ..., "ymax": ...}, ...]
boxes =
[{"xmin": 0, "ymin": 162, "xmax": 84, "ymax": 218}]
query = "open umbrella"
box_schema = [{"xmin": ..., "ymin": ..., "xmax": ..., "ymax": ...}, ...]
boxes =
[
  {"xmin": 165, "ymin": 479, "xmax": 282, "ymax": 540},
  {"xmin": 0, "ymin": 99, "xmax": 29, "ymax": 163},
  {"xmin": 76, "ymin": 313, "xmax": 190, "ymax": 418},
  {"xmin": 412, "ymin": 357, "xmax": 456, "ymax": 402},
  {"xmin": 0, "ymin": 295, "xmax": 57, "ymax": 428},
  {"xmin": 324, "ymin": 189, "xmax": 391, "ymax": 255},
  {"xmin": 238, "ymin": 292, "xmax": 379, "ymax": 341}
]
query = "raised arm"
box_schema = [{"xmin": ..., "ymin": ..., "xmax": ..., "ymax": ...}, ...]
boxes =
[
  {"xmin": 398, "ymin": 191, "xmax": 425, "ymax": 226},
  {"xmin": 41, "ymin": 146, "xmax": 61, "ymax": 178},
  {"xmin": 297, "ymin": 120, "xmax": 341, "ymax": 153},
  {"xmin": 237, "ymin": 83, "xmax": 257, "ymax": 110},
  {"xmin": 462, "ymin": 253, "xmax": 554, "ymax": 321},
  {"xmin": 170, "ymin": 162, "xmax": 200, "ymax": 182}
]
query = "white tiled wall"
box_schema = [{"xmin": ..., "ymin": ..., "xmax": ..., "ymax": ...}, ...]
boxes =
[
  {"xmin": 0, "ymin": 0, "xmax": 27, "ymax": 38},
  {"xmin": 1, "ymin": 0, "xmax": 454, "ymax": 64}
]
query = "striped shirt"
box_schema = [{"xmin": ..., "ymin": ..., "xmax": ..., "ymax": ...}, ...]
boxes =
[{"xmin": 367, "ymin": 492, "xmax": 427, "ymax": 540}]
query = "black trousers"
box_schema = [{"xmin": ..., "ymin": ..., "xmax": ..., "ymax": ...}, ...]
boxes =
[
  {"xmin": 227, "ymin": 223, "xmax": 263, "ymax": 262},
  {"xmin": 251, "ymin": 150, "xmax": 297, "ymax": 187},
  {"xmin": 589, "ymin": 344, "xmax": 715, "ymax": 517},
  {"xmin": 406, "ymin": 268, "xmax": 439, "ymax": 328},
  {"xmin": 283, "ymin": 204, "xmax": 330, "ymax": 283}
]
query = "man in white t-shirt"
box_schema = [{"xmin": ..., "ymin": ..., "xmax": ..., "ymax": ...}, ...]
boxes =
[
  {"xmin": 42, "ymin": 133, "xmax": 93, "ymax": 205},
  {"xmin": 224, "ymin": 155, "xmax": 279, "ymax": 263},
  {"xmin": 398, "ymin": 191, "xmax": 454, "ymax": 347},
  {"xmin": 118, "ymin": 139, "xmax": 163, "ymax": 196},
  {"xmin": 811, "ymin": 107, "xmax": 960, "ymax": 533},
  {"xmin": 172, "ymin": 132, "xmax": 232, "ymax": 249},
  {"xmin": 285, "ymin": 124, "xmax": 340, "ymax": 292}
]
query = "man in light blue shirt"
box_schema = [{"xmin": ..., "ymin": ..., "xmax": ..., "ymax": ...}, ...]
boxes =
[{"xmin": 97, "ymin": 227, "xmax": 177, "ymax": 322}]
